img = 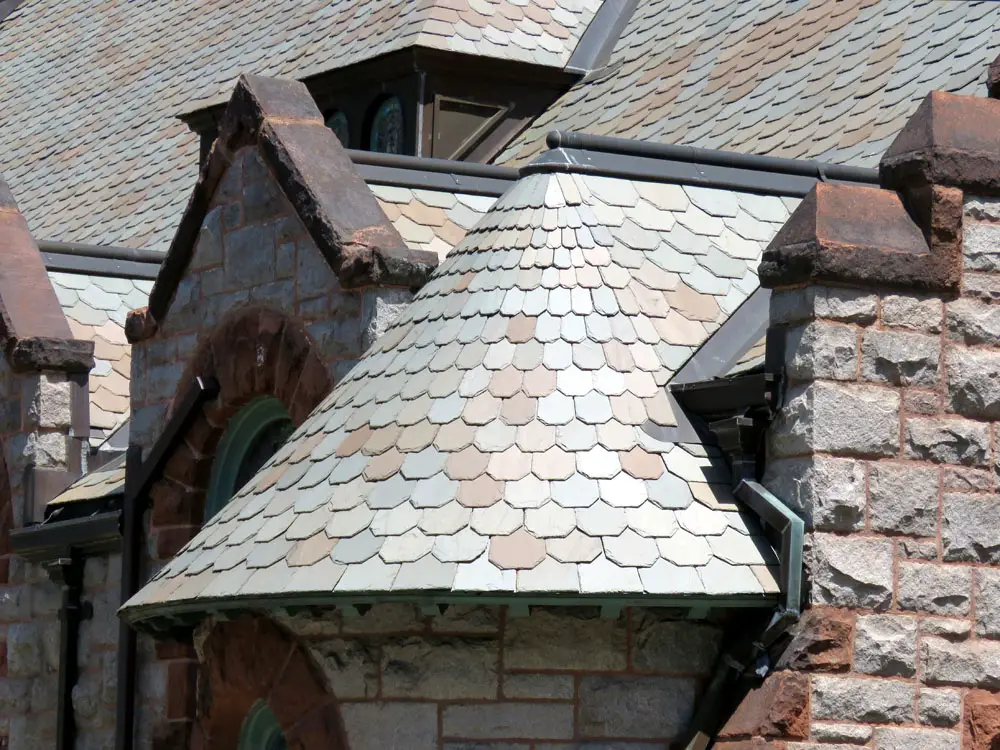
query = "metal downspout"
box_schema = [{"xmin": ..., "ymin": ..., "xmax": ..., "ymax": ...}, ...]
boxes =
[
  {"xmin": 48, "ymin": 552, "xmax": 86, "ymax": 750},
  {"xmin": 681, "ymin": 482, "xmax": 804, "ymax": 750}
]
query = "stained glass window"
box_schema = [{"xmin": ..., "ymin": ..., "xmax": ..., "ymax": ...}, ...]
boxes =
[
  {"xmin": 325, "ymin": 110, "xmax": 349, "ymax": 147},
  {"xmin": 368, "ymin": 96, "xmax": 404, "ymax": 154}
]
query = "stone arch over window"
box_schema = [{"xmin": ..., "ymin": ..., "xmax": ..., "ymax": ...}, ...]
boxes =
[
  {"xmin": 195, "ymin": 616, "xmax": 348, "ymax": 749},
  {"xmin": 149, "ymin": 304, "xmax": 333, "ymax": 535},
  {"xmin": 145, "ymin": 305, "xmax": 334, "ymax": 747}
]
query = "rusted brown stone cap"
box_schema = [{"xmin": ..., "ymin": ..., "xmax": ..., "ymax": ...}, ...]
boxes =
[
  {"xmin": 0, "ymin": 175, "xmax": 91, "ymax": 371},
  {"xmin": 758, "ymin": 182, "xmax": 960, "ymax": 293},
  {"xmin": 881, "ymin": 91, "xmax": 1000, "ymax": 195},
  {"xmin": 148, "ymin": 74, "xmax": 438, "ymax": 323}
]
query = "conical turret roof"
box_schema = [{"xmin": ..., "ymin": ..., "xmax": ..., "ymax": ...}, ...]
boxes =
[{"xmin": 124, "ymin": 169, "xmax": 787, "ymax": 624}]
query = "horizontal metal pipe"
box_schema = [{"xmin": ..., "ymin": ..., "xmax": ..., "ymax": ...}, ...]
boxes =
[
  {"xmin": 347, "ymin": 149, "xmax": 519, "ymax": 181},
  {"xmin": 37, "ymin": 240, "xmax": 163, "ymax": 265},
  {"xmin": 546, "ymin": 130, "xmax": 880, "ymax": 185}
]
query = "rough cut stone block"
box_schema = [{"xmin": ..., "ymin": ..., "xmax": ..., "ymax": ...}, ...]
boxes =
[
  {"xmin": 897, "ymin": 562, "xmax": 970, "ymax": 616},
  {"xmin": 6, "ymin": 622, "xmax": 41, "ymax": 677},
  {"xmin": 964, "ymin": 221, "xmax": 1000, "ymax": 272},
  {"xmin": 810, "ymin": 723, "xmax": 872, "ymax": 744},
  {"xmin": 770, "ymin": 382, "xmax": 899, "ymax": 458},
  {"xmin": 784, "ymin": 321, "xmax": 858, "ymax": 382},
  {"xmin": 872, "ymin": 727, "xmax": 959, "ymax": 750},
  {"xmin": 947, "ymin": 347, "xmax": 1000, "ymax": 419},
  {"xmin": 577, "ymin": 676, "xmax": 696, "ymax": 738},
  {"xmin": 868, "ymin": 463, "xmax": 939, "ymax": 536},
  {"xmin": 503, "ymin": 608, "xmax": 626, "ymax": 671},
  {"xmin": 502, "ymin": 673, "xmax": 574, "ymax": 700},
  {"xmin": 306, "ymin": 639, "xmax": 378, "ymax": 699},
  {"xmin": 770, "ymin": 286, "xmax": 878, "ymax": 325},
  {"xmin": 943, "ymin": 466, "xmax": 993, "ymax": 492},
  {"xmin": 223, "ymin": 223, "xmax": 277, "ymax": 288},
  {"xmin": 920, "ymin": 618, "xmax": 971, "ymax": 642},
  {"xmin": 962, "ymin": 272, "xmax": 1000, "ymax": 301},
  {"xmin": 942, "ymin": 493, "xmax": 1000, "ymax": 563},
  {"xmin": 811, "ymin": 534, "xmax": 893, "ymax": 610},
  {"xmin": 947, "ymin": 297, "xmax": 1000, "ymax": 346},
  {"xmin": 853, "ymin": 615, "xmax": 917, "ymax": 677},
  {"xmin": 443, "ymin": 703, "xmax": 574, "ymax": 740},
  {"xmin": 25, "ymin": 372, "xmax": 72, "ymax": 430},
  {"xmin": 904, "ymin": 389, "xmax": 940, "ymax": 415},
  {"xmin": 900, "ymin": 539, "xmax": 939, "ymax": 561},
  {"xmin": 717, "ymin": 671, "xmax": 808, "ymax": 740},
  {"xmin": 342, "ymin": 702, "xmax": 438, "ymax": 750},
  {"xmin": 965, "ymin": 196, "xmax": 1000, "ymax": 222},
  {"xmin": 811, "ymin": 675, "xmax": 914, "ymax": 723},
  {"xmin": 921, "ymin": 636, "xmax": 1000, "ymax": 688},
  {"xmin": 861, "ymin": 330, "xmax": 940, "ymax": 387},
  {"xmin": 363, "ymin": 288, "xmax": 413, "ymax": 350},
  {"xmin": 631, "ymin": 616, "xmax": 720, "ymax": 674},
  {"xmin": 191, "ymin": 207, "xmax": 223, "ymax": 269},
  {"xmin": 974, "ymin": 568, "xmax": 1000, "ymax": 638},
  {"xmin": 381, "ymin": 637, "xmax": 498, "ymax": 699},
  {"xmin": 763, "ymin": 457, "xmax": 865, "ymax": 532},
  {"xmin": 776, "ymin": 608, "xmax": 853, "ymax": 672},
  {"xmin": 919, "ymin": 688, "xmax": 962, "ymax": 727},
  {"xmin": 882, "ymin": 293, "xmax": 942, "ymax": 332}
]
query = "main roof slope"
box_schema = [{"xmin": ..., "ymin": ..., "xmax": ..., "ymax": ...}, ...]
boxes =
[
  {"xmin": 0, "ymin": 0, "xmax": 599, "ymax": 252},
  {"xmin": 123, "ymin": 169, "xmax": 792, "ymax": 621},
  {"xmin": 500, "ymin": 0, "xmax": 1000, "ymax": 167}
]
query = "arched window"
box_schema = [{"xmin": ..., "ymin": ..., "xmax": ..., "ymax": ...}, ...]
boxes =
[
  {"xmin": 239, "ymin": 700, "xmax": 288, "ymax": 750},
  {"xmin": 325, "ymin": 110, "xmax": 349, "ymax": 147},
  {"xmin": 367, "ymin": 96, "xmax": 404, "ymax": 154},
  {"xmin": 205, "ymin": 396, "xmax": 293, "ymax": 520}
]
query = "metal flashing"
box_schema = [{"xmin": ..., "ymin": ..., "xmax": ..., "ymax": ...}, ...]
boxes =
[
  {"xmin": 565, "ymin": 0, "xmax": 639, "ymax": 75},
  {"xmin": 122, "ymin": 589, "xmax": 778, "ymax": 633},
  {"xmin": 39, "ymin": 240, "xmax": 163, "ymax": 280},
  {"xmin": 10, "ymin": 510, "xmax": 122, "ymax": 563},
  {"xmin": 672, "ymin": 289, "xmax": 771, "ymax": 386},
  {"xmin": 349, "ymin": 149, "xmax": 518, "ymax": 196},
  {"xmin": 525, "ymin": 131, "xmax": 879, "ymax": 197}
]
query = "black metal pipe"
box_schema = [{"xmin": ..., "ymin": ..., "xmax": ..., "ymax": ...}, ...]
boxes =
[
  {"xmin": 545, "ymin": 130, "xmax": 880, "ymax": 185},
  {"xmin": 37, "ymin": 240, "xmax": 164, "ymax": 265},
  {"xmin": 48, "ymin": 553, "xmax": 85, "ymax": 750},
  {"xmin": 346, "ymin": 148, "xmax": 519, "ymax": 181}
]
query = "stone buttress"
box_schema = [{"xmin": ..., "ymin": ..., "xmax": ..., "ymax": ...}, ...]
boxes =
[{"xmin": 715, "ymin": 79, "xmax": 1000, "ymax": 748}]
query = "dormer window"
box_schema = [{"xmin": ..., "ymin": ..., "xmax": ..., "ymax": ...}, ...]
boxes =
[{"xmin": 368, "ymin": 96, "xmax": 404, "ymax": 154}]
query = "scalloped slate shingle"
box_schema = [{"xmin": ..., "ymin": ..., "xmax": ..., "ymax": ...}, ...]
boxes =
[
  {"xmin": 123, "ymin": 172, "xmax": 790, "ymax": 616},
  {"xmin": 0, "ymin": 0, "xmax": 599, "ymax": 252},
  {"xmin": 500, "ymin": 0, "xmax": 1000, "ymax": 167}
]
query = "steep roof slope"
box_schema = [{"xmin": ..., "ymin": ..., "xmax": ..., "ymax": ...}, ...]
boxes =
[
  {"xmin": 500, "ymin": 0, "xmax": 1000, "ymax": 167},
  {"xmin": 123, "ymin": 169, "xmax": 794, "ymax": 622},
  {"xmin": 0, "ymin": 0, "xmax": 599, "ymax": 252}
]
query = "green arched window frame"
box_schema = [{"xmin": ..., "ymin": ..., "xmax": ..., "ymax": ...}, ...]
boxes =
[
  {"xmin": 239, "ymin": 700, "xmax": 288, "ymax": 750},
  {"xmin": 205, "ymin": 396, "xmax": 293, "ymax": 520}
]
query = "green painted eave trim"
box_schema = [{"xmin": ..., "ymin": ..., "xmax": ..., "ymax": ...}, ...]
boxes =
[{"xmin": 121, "ymin": 589, "xmax": 779, "ymax": 632}]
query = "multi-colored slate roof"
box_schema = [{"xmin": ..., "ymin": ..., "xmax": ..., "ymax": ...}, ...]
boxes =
[
  {"xmin": 48, "ymin": 453, "xmax": 126, "ymax": 507},
  {"xmin": 49, "ymin": 272, "xmax": 152, "ymax": 443},
  {"xmin": 500, "ymin": 0, "xmax": 1000, "ymax": 167},
  {"xmin": 123, "ymin": 170, "xmax": 795, "ymax": 619},
  {"xmin": 371, "ymin": 186, "xmax": 499, "ymax": 261},
  {"xmin": 0, "ymin": 0, "xmax": 598, "ymax": 252}
]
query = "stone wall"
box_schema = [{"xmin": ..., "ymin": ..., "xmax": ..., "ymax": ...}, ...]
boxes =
[
  {"xmin": 193, "ymin": 604, "xmax": 722, "ymax": 749},
  {"xmin": 127, "ymin": 142, "xmax": 418, "ymax": 750},
  {"xmin": 129, "ymin": 146, "xmax": 404, "ymax": 451},
  {"xmin": 0, "ymin": 355, "xmax": 100, "ymax": 750},
  {"xmin": 717, "ymin": 194, "xmax": 1000, "ymax": 749}
]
